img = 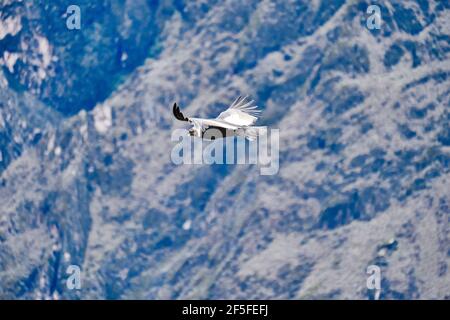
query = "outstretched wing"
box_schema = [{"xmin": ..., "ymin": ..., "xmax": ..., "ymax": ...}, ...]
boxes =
[
  {"xmin": 216, "ymin": 96, "xmax": 261, "ymax": 126},
  {"xmin": 172, "ymin": 103, "xmax": 189, "ymax": 121},
  {"xmin": 190, "ymin": 118, "xmax": 239, "ymax": 130}
]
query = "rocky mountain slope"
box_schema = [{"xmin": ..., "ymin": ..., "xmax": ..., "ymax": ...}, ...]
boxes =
[{"xmin": 0, "ymin": 0, "xmax": 449, "ymax": 299}]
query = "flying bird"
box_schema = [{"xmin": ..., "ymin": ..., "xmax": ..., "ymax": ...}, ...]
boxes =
[{"xmin": 172, "ymin": 96, "xmax": 264, "ymax": 141}]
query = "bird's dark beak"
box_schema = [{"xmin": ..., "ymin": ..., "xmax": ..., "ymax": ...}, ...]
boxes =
[{"xmin": 188, "ymin": 129, "xmax": 195, "ymax": 136}]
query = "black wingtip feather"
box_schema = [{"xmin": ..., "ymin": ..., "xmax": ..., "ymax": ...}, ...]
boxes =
[{"xmin": 172, "ymin": 102, "xmax": 188, "ymax": 121}]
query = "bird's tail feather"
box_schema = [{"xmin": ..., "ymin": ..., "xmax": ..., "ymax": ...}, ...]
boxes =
[{"xmin": 241, "ymin": 126, "xmax": 266, "ymax": 141}]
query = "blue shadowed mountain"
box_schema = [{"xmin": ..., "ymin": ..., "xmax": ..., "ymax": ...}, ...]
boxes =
[{"xmin": 0, "ymin": 0, "xmax": 449, "ymax": 299}]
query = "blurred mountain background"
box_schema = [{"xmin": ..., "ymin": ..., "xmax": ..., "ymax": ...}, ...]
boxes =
[{"xmin": 0, "ymin": 0, "xmax": 449, "ymax": 299}]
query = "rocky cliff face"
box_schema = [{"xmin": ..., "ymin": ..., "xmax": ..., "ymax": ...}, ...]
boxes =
[{"xmin": 0, "ymin": 0, "xmax": 449, "ymax": 299}]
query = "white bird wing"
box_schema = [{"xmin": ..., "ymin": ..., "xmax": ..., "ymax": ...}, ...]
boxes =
[
  {"xmin": 216, "ymin": 96, "xmax": 261, "ymax": 127},
  {"xmin": 190, "ymin": 118, "xmax": 239, "ymax": 130}
]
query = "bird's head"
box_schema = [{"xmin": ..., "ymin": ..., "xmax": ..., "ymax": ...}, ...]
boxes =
[{"xmin": 188, "ymin": 127, "xmax": 200, "ymax": 137}]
